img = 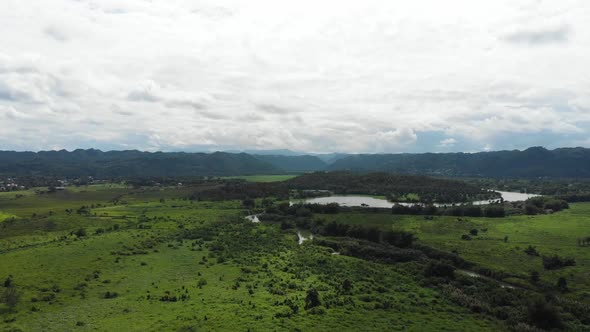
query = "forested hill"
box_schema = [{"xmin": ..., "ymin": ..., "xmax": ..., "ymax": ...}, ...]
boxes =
[
  {"xmin": 1, "ymin": 146, "xmax": 590, "ymax": 178},
  {"xmin": 327, "ymin": 147, "xmax": 590, "ymax": 178},
  {"xmin": 253, "ymin": 155, "xmax": 327, "ymax": 173},
  {"xmin": 0, "ymin": 149, "xmax": 280, "ymax": 177},
  {"xmin": 285, "ymin": 171, "xmax": 496, "ymax": 202}
]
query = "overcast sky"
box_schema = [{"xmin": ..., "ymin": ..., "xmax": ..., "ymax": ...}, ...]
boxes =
[{"xmin": 1, "ymin": 0, "xmax": 589, "ymax": 153}]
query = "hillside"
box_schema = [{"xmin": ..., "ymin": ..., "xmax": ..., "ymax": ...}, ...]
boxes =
[
  {"xmin": 2, "ymin": 147, "xmax": 590, "ymax": 178},
  {"xmin": 254, "ymin": 155, "xmax": 326, "ymax": 173},
  {"xmin": 285, "ymin": 171, "xmax": 497, "ymax": 202},
  {"xmin": 0, "ymin": 149, "xmax": 281, "ymax": 177},
  {"xmin": 327, "ymin": 147, "xmax": 590, "ymax": 178}
]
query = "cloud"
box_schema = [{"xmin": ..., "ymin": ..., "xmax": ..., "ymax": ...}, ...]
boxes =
[
  {"xmin": 438, "ymin": 138, "xmax": 457, "ymax": 147},
  {"xmin": 502, "ymin": 25, "xmax": 570, "ymax": 45},
  {"xmin": 255, "ymin": 103, "xmax": 297, "ymax": 114},
  {"xmin": 0, "ymin": 0, "xmax": 589, "ymax": 153},
  {"xmin": 44, "ymin": 26, "xmax": 69, "ymax": 42}
]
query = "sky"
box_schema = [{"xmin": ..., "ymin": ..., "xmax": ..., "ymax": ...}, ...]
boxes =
[{"xmin": 0, "ymin": 0, "xmax": 589, "ymax": 153}]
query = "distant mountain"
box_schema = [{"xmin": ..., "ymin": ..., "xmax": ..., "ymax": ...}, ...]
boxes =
[
  {"xmin": 313, "ymin": 153, "xmax": 350, "ymax": 164},
  {"xmin": 2, "ymin": 147, "xmax": 589, "ymax": 178},
  {"xmin": 254, "ymin": 155, "xmax": 327, "ymax": 173},
  {"xmin": 226, "ymin": 149, "xmax": 307, "ymax": 156},
  {"xmin": 327, "ymin": 147, "xmax": 590, "ymax": 178},
  {"xmin": 0, "ymin": 149, "xmax": 280, "ymax": 177}
]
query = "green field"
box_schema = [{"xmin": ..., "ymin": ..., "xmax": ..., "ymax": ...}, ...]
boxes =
[
  {"xmin": 1, "ymin": 184, "xmax": 588, "ymax": 331},
  {"xmin": 315, "ymin": 204, "xmax": 590, "ymax": 299},
  {"xmin": 220, "ymin": 175, "xmax": 298, "ymax": 182}
]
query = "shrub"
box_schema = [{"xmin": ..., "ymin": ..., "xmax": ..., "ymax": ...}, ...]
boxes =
[
  {"xmin": 103, "ymin": 291, "xmax": 118, "ymax": 299},
  {"xmin": 557, "ymin": 277, "xmax": 568, "ymax": 292},
  {"xmin": 4, "ymin": 276, "xmax": 13, "ymax": 288},
  {"xmin": 484, "ymin": 206, "xmax": 506, "ymax": 218},
  {"xmin": 305, "ymin": 288, "xmax": 321, "ymax": 310},
  {"xmin": 2, "ymin": 287, "xmax": 20, "ymax": 308},
  {"xmin": 527, "ymin": 299, "xmax": 562, "ymax": 330},
  {"xmin": 524, "ymin": 245, "xmax": 539, "ymax": 256},
  {"xmin": 461, "ymin": 234, "xmax": 472, "ymax": 241},
  {"xmin": 542, "ymin": 255, "xmax": 576, "ymax": 270},
  {"xmin": 469, "ymin": 229, "xmax": 478, "ymax": 236},
  {"xmin": 75, "ymin": 228, "xmax": 87, "ymax": 237},
  {"xmin": 424, "ymin": 262, "xmax": 455, "ymax": 279}
]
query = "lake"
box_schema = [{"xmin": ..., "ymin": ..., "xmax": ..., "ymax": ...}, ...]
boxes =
[{"xmin": 300, "ymin": 191, "xmax": 539, "ymax": 208}]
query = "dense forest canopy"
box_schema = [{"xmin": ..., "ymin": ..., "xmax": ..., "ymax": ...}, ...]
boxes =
[
  {"xmin": 284, "ymin": 172, "xmax": 496, "ymax": 203},
  {"xmin": 327, "ymin": 147, "xmax": 590, "ymax": 178},
  {"xmin": 2, "ymin": 146, "xmax": 590, "ymax": 178}
]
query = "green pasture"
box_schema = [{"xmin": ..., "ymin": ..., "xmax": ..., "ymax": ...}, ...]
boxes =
[
  {"xmin": 316, "ymin": 204, "xmax": 590, "ymax": 299},
  {"xmin": 0, "ymin": 185, "xmax": 503, "ymax": 331}
]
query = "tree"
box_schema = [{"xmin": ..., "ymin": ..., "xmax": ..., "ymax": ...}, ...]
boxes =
[
  {"xmin": 424, "ymin": 262, "xmax": 455, "ymax": 279},
  {"xmin": 469, "ymin": 229, "xmax": 479, "ymax": 236},
  {"xmin": 4, "ymin": 276, "xmax": 12, "ymax": 288},
  {"xmin": 557, "ymin": 277, "xmax": 568, "ymax": 292},
  {"xmin": 242, "ymin": 198, "xmax": 255, "ymax": 209},
  {"xmin": 527, "ymin": 299, "xmax": 562, "ymax": 330},
  {"xmin": 530, "ymin": 271, "xmax": 540, "ymax": 284},
  {"xmin": 342, "ymin": 279, "xmax": 353, "ymax": 293},
  {"xmin": 75, "ymin": 228, "xmax": 87, "ymax": 237},
  {"xmin": 305, "ymin": 288, "xmax": 321, "ymax": 310},
  {"xmin": 524, "ymin": 245, "xmax": 539, "ymax": 256}
]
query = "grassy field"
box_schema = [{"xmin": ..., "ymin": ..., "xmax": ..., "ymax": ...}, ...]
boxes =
[
  {"xmin": 315, "ymin": 204, "xmax": 590, "ymax": 300},
  {"xmin": 0, "ymin": 185, "xmax": 507, "ymax": 331},
  {"xmin": 219, "ymin": 175, "xmax": 298, "ymax": 182}
]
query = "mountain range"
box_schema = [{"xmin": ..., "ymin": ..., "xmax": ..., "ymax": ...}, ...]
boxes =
[{"xmin": 1, "ymin": 147, "xmax": 589, "ymax": 178}]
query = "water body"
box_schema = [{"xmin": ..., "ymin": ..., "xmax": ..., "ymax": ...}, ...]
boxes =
[{"xmin": 301, "ymin": 191, "xmax": 539, "ymax": 208}]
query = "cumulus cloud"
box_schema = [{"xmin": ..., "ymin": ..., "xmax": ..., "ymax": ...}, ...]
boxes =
[
  {"xmin": 502, "ymin": 25, "xmax": 570, "ymax": 45},
  {"xmin": 0, "ymin": 0, "xmax": 589, "ymax": 152},
  {"xmin": 439, "ymin": 138, "xmax": 457, "ymax": 147}
]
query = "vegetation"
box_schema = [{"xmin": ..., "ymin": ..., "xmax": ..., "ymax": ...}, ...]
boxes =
[
  {"xmin": 253, "ymin": 155, "xmax": 327, "ymax": 173},
  {"xmin": 285, "ymin": 172, "xmax": 498, "ymax": 203},
  {"xmin": 327, "ymin": 147, "xmax": 590, "ymax": 178},
  {"xmin": 1, "ymin": 175, "xmax": 589, "ymax": 331}
]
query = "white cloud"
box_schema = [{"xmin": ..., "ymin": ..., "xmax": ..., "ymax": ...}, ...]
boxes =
[
  {"xmin": 0, "ymin": 0, "xmax": 589, "ymax": 152},
  {"xmin": 439, "ymin": 138, "xmax": 457, "ymax": 147}
]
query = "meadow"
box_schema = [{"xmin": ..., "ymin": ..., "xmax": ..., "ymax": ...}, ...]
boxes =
[
  {"xmin": 1, "ymin": 183, "xmax": 588, "ymax": 331},
  {"xmin": 315, "ymin": 204, "xmax": 590, "ymax": 300},
  {"xmin": 0, "ymin": 184, "xmax": 502, "ymax": 331}
]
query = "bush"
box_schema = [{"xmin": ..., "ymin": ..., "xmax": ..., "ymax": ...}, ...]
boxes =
[
  {"xmin": 542, "ymin": 255, "xmax": 576, "ymax": 270},
  {"xmin": 461, "ymin": 234, "xmax": 472, "ymax": 241},
  {"xmin": 424, "ymin": 262, "xmax": 455, "ymax": 279},
  {"xmin": 2, "ymin": 287, "xmax": 20, "ymax": 308},
  {"xmin": 484, "ymin": 206, "xmax": 505, "ymax": 218},
  {"xmin": 524, "ymin": 245, "xmax": 539, "ymax": 256},
  {"xmin": 103, "ymin": 291, "xmax": 118, "ymax": 299},
  {"xmin": 469, "ymin": 229, "xmax": 478, "ymax": 236},
  {"xmin": 557, "ymin": 277, "xmax": 568, "ymax": 292},
  {"xmin": 75, "ymin": 228, "xmax": 87, "ymax": 237},
  {"xmin": 527, "ymin": 299, "xmax": 562, "ymax": 330},
  {"xmin": 305, "ymin": 288, "xmax": 321, "ymax": 310}
]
